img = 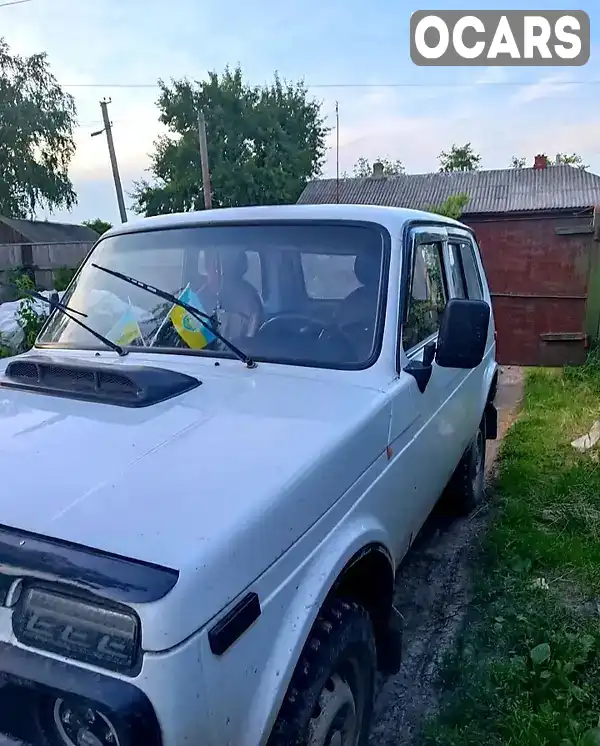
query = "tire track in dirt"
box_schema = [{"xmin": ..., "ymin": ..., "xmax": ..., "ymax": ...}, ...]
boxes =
[{"xmin": 369, "ymin": 366, "xmax": 524, "ymax": 745}]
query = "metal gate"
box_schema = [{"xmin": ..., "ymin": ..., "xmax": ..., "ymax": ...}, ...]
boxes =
[{"xmin": 467, "ymin": 211, "xmax": 600, "ymax": 367}]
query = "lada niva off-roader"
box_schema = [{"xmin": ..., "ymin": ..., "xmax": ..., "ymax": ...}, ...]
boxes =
[{"xmin": 0, "ymin": 204, "xmax": 497, "ymax": 746}]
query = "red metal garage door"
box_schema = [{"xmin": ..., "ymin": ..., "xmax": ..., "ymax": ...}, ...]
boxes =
[{"xmin": 467, "ymin": 213, "xmax": 600, "ymax": 367}]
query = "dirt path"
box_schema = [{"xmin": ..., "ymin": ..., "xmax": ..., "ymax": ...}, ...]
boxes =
[{"xmin": 369, "ymin": 366, "xmax": 525, "ymax": 745}]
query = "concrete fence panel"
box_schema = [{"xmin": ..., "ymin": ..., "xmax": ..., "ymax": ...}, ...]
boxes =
[{"xmin": 0, "ymin": 241, "xmax": 93, "ymax": 301}]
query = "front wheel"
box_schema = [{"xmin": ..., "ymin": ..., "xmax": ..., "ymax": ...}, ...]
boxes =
[{"xmin": 268, "ymin": 599, "xmax": 376, "ymax": 746}]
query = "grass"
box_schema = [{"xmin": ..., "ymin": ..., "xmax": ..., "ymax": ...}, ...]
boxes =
[{"xmin": 423, "ymin": 354, "xmax": 600, "ymax": 746}]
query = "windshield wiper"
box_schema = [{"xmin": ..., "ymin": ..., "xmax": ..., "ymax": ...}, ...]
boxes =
[
  {"xmin": 91, "ymin": 263, "xmax": 257, "ymax": 368},
  {"xmin": 2, "ymin": 283, "xmax": 128, "ymax": 357}
]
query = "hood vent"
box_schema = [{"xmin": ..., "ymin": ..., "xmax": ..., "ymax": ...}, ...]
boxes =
[{"xmin": 0, "ymin": 357, "xmax": 201, "ymax": 407}]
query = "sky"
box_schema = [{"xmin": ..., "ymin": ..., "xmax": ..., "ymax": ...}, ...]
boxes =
[{"xmin": 2, "ymin": 0, "xmax": 600, "ymax": 226}]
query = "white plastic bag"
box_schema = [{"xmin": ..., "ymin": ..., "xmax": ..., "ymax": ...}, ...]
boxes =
[{"xmin": 0, "ymin": 290, "xmax": 65, "ymax": 351}]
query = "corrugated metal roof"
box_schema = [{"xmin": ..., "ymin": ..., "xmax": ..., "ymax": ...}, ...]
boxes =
[
  {"xmin": 0, "ymin": 216, "xmax": 98, "ymax": 243},
  {"xmin": 297, "ymin": 165, "xmax": 600, "ymax": 215}
]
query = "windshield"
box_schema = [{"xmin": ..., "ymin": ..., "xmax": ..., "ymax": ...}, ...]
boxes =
[{"xmin": 39, "ymin": 221, "xmax": 388, "ymax": 369}]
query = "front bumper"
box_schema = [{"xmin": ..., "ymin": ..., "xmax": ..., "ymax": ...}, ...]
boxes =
[{"xmin": 0, "ymin": 643, "xmax": 161, "ymax": 745}]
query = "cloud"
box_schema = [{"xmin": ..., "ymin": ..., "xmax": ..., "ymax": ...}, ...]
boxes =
[
  {"xmin": 71, "ymin": 94, "xmax": 165, "ymax": 177},
  {"xmin": 322, "ymin": 75, "xmax": 600, "ymax": 179},
  {"xmin": 474, "ymin": 67, "xmax": 510, "ymax": 86},
  {"xmin": 510, "ymin": 73, "xmax": 579, "ymax": 105},
  {"xmin": 45, "ymin": 76, "xmax": 600, "ymax": 225},
  {"xmin": 514, "ymin": 119, "xmax": 600, "ymax": 162},
  {"xmin": 5, "ymin": 0, "xmax": 600, "ymax": 226}
]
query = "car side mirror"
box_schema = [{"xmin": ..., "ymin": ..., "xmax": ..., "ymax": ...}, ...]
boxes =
[{"xmin": 435, "ymin": 299, "xmax": 490, "ymax": 369}]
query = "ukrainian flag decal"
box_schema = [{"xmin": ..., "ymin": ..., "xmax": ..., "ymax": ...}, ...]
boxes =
[
  {"xmin": 169, "ymin": 285, "xmax": 215, "ymax": 349},
  {"xmin": 107, "ymin": 304, "xmax": 145, "ymax": 346}
]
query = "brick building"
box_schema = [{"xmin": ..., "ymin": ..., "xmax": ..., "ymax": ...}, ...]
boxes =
[{"xmin": 298, "ymin": 156, "xmax": 600, "ymax": 366}]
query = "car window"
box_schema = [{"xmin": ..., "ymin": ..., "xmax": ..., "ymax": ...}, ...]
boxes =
[
  {"xmin": 447, "ymin": 243, "xmax": 467, "ymax": 299},
  {"xmin": 460, "ymin": 241, "xmax": 484, "ymax": 299},
  {"xmin": 403, "ymin": 241, "xmax": 447, "ymax": 351},
  {"xmin": 300, "ymin": 253, "xmax": 361, "ymax": 300},
  {"xmin": 243, "ymin": 251, "xmax": 263, "ymax": 297},
  {"xmin": 39, "ymin": 222, "xmax": 387, "ymax": 370}
]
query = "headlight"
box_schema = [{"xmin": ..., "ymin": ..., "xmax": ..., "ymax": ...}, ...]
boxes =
[{"xmin": 13, "ymin": 586, "xmax": 140, "ymax": 674}]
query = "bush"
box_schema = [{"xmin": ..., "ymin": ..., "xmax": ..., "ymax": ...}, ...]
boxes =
[
  {"xmin": 53, "ymin": 266, "xmax": 77, "ymax": 291},
  {"xmin": 0, "ymin": 334, "xmax": 12, "ymax": 358},
  {"xmin": 12, "ymin": 273, "xmax": 48, "ymax": 352}
]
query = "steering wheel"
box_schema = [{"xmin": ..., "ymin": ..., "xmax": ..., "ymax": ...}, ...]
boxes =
[{"xmin": 255, "ymin": 313, "xmax": 356, "ymax": 362}]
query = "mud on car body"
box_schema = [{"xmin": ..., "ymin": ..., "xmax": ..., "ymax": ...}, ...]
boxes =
[{"xmin": 0, "ymin": 204, "xmax": 497, "ymax": 746}]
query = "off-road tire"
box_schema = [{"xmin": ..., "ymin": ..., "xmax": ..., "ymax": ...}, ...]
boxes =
[
  {"xmin": 444, "ymin": 417, "xmax": 487, "ymax": 516},
  {"xmin": 267, "ymin": 598, "xmax": 377, "ymax": 746}
]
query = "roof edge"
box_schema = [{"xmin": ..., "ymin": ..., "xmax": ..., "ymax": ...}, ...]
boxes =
[
  {"xmin": 465, "ymin": 206, "xmax": 595, "ymax": 220},
  {"xmin": 310, "ymin": 163, "xmax": 600, "ymax": 184}
]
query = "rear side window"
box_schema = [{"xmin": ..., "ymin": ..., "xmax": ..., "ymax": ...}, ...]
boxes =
[
  {"xmin": 447, "ymin": 240, "xmax": 483, "ymax": 300},
  {"xmin": 447, "ymin": 244, "xmax": 467, "ymax": 299},
  {"xmin": 460, "ymin": 241, "xmax": 483, "ymax": 299}
]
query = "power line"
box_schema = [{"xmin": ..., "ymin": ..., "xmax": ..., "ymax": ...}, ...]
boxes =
[
  {"xmin": 0, "ymin": 105, "xmax": 105, "ymax": 126},
  {"xmin": 0, "ymin": 0, "xmax": 33, "ymax": 7},
  {"xmin": 305, "ymin": 80, "xmax": 598, "ymax": 89},
  {"xmin": 57, "ymin": 80, "xmax": 600, "ymax": 90}
]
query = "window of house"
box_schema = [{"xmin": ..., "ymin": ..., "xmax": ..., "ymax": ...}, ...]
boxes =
[{"xmin": 403, "ymin": 241, "xmax": 447, "ymax": 351}]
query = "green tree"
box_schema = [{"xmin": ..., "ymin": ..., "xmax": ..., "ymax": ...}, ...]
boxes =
[
  {"xmin": 352, "ymin": 156, "xmax": 405, "ymax": 177},
  {"xmin": 0, "ymin": 39, "xmax": 77, "ymax": 218},
  {"xmin": 439, "ymin": 143, "xmax": 481, "ymax": 173},
  {"xmin": 511, "ymin": 153, "xmax": 588, "ymax": 170},
  {"xmin": 553, "ymin": 152, "xmax": 588, "ymax": 170},
  {"xmin": 83, "ymin": 218, "xmax": 112, "ymax": 235},
  {"xmin": 132, "ymin": 66, "xmax": 328, "ymax": 215},
  {"xmin": 426, "ymin": 193, "xmax": 470, "ymax": 219}
]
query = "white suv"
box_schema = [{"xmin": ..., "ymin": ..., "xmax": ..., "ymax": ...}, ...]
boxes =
[{"xmin": 0, "ymin": 204, "xmax": 497, "ymax": 746}]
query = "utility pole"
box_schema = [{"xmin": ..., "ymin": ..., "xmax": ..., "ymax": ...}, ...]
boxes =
[
  {"xmin": 197, "ymin": 111, "xmax": 213, "ymax": 209},
  {"xmin": 96, "ymin": 98, "xmax": 127, "ymax": 223},
  {"xmin": 335, "ymin": 101, "xmax": 340, "ymax": 204}
]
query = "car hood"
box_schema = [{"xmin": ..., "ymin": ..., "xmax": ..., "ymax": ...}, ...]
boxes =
[{"xmin": 0, "ymin": 352, "xmax": 389, "ymax": 647}]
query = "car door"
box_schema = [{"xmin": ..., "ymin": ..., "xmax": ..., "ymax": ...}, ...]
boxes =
[
  {"xmin": 387, "ymin": 226, "xmax": 470, "ymax": 537},
  {"xmin": 444, "ymin": 232, "xmax": 491, "ymax": 439}
]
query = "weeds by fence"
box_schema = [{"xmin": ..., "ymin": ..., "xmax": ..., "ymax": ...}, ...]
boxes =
[{"xmin": 0, "ymin": 269, "xmax": 53, "ymax": 356}]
